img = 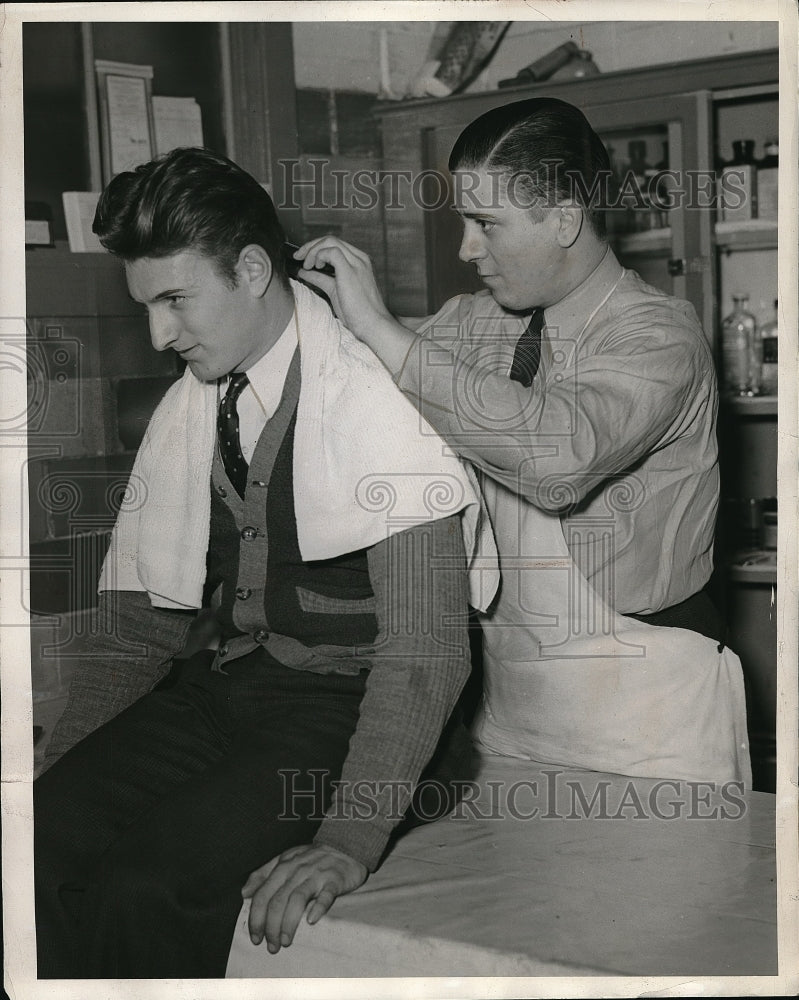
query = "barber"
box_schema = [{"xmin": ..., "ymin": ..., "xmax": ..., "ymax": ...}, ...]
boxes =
[{"xmin": 294, "ymin": 97, "xmax": 750, "ymax": 783}]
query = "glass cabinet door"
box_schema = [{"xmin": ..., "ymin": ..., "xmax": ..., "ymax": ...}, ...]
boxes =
[{"xmin": 578, "ymin": 92, "xmax": 715, "ymax": 343}]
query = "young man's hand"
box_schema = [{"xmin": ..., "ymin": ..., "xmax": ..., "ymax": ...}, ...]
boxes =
[{"xmin": 241, "ymin": 843, "xmax": 368, "ymax": 953}]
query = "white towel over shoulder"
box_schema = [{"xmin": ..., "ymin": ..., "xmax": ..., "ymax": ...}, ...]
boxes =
[{"xmin": 100, "ymin": 280, "xmax": 498, "ymax": 611}]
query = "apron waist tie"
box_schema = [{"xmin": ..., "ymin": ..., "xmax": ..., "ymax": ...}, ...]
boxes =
[{"xmin": 625, "ymin": 588, "xmax": 726, "ymax": 650}]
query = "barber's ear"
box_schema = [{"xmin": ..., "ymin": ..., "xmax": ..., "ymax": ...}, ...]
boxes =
[
  {"xmin": 237, "ymin": 244, "xmax": 273, "ymax": 297},
  {"xmin": 556, "ymin": 205, "xmax": 583, "ymax": 248}
]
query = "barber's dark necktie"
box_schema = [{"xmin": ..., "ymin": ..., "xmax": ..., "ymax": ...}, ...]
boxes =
[
  {"xmin": 509, "ymin": 308, "xmax": 544, "ymax": 388},
  {"xmin": 217, "ymin": 372, "xmax": 250, "ymax": 499}
]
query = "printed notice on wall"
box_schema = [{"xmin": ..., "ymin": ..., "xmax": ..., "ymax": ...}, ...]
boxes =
[
  {"xmin": 107, "ymin": 73, "xmax": 153, "ymax": 175},
  {"xmin": 152, "ymin": 96, "xmax": 204, "ymax": 155}
]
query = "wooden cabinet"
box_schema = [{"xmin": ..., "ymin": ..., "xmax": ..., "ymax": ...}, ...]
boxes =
[
  {"xmin": 376, "ymin": 49, "xmax": 781, "ymax": 789},
  {"xmin": 376, "ymin": 49, "xmax": 777, "ymax": 315}
]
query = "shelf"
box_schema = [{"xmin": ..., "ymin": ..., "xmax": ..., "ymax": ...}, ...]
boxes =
[
  {"xmin": 715, "ymin": 220, "xmax": 778, "ymax": 252},
  {"xmin": 616, "ymin": 228, "xmax": 672, "ymax": 256},
  {"xmin": 26, "ymin": 245, "xmax": 113, "ymax": 266},
  {"xmin": 713, "ymin": 84, "xmax": 779, "ymax": 101},
  {"xmin": 722, "ymin": 395, "xmax": 778, "ymax": 416},
  {"xmin": 727, "ymin": 549, "xmax": 777, "ymax": 586}
]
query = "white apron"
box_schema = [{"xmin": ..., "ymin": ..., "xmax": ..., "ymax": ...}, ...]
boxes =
[{"xmin": 474, "ymin": 478, "xmax": 751, "ymax": 786}]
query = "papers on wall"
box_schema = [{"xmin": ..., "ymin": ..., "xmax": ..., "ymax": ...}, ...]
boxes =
[
  {"xmin": 106, "ymin": 74, "xmax": 153, "ymax": 175},
  {"xmin": 152, "ymin": 97, "xmax": 204, "ymax": 156},
  {"xmin": 95, "ymin": 61, "xmax": 204, "ymax": 177},
  {"xmin": 95, "ymin": 61, "xmax": 155, "ymax": 182},
  {"xmin": 62, "ymin": 192, "xmax": 105, "ymax": 253}
]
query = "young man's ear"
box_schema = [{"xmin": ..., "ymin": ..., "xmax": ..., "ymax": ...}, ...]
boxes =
[
  {"xmin": 237, "ymin": 244, "xmax": 273, "ymax": 297},
  {"xmin": 555, "ymin": 204, "xmax": 583, "ymax": 248}
]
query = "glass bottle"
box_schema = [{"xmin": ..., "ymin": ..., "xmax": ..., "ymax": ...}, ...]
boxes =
[
  {"xmin": 651, "ymin": 141, "xmax": 671, "ymax": 228},
  {"xmin": 721, "ymin": 139, "xmax": 758, "ymax": 221},
  {"xmin": 643, "ymin": 166, "xmax": 662, "ymax": 229},
  {"xmin": 731, "ymin": 139, "xmax": 756, "ymax": 165},
  {"xmin": 758, "ymin": 137, "xmax": 779, "ymax": 167},
  {"xmin": 721, "ymin": 294, "xmax": 758, "ymax": 396},
  {"xmin": 759, "ymin": 298, "xmax": 778, "ymax": 395}
]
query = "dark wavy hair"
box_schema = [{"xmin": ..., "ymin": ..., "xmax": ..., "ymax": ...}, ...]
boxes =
[
  {"xmin": 93, "ymin": 147, "xmax": 288, "ymax": 286},
  {"xmin": 448, "ymin": 97, "xmax": 611, "ymax": 238}
]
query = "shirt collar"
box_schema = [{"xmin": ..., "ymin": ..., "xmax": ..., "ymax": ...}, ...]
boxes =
[
  {"xmin": 245, "ymin": 310, "xmax": 298, "ymax": 403},
  {"xmin": 544, "ymin": 246, "xmax": 624, "ymax": 340},
  {"xmin": 221, "ymin": 310, "xmax": 298, "ymax": 404}
]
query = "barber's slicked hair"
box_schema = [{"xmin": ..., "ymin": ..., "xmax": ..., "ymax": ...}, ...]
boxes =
[
  {"xmin": 93, "ymin": 147, "xmax": 288, "ymax": 286},
  {"xmin": 448, "ymin": 97, "xmax": 611, "ymax": 238}
]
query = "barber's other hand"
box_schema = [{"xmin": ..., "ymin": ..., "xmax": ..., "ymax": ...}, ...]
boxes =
[
  {"xmin": 293, "ymin": 237, "xmax": 392, "ymax": 345},
  {"xmin": 241, "ymin": 843, "xmax": 368, "ymax": 953}
]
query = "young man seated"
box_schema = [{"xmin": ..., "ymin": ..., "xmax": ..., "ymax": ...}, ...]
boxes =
[{"xmin": 34, "ymin": 148, "xmax": 494, "ymax": 979}]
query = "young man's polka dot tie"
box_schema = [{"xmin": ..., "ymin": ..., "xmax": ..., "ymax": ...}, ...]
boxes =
[{"xmin": 217, "ymin": 372, "xmax": 250, "ymax": 498}]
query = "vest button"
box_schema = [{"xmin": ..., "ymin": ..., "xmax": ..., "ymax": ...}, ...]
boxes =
[
  {"xmin": 241, "ymin": 526, "xmax": 257, "ymax": 541},
  {"xmin": 219, "ymin": 644, "xmax": 229, "ymax": 657},
  {"xmin": 254, "ymin": 628, "xmax": 269, "ymax": 643},
  {"xmin": 236, "ymin": 587, "xmax": 252, "ymax": 601},
  {"xmin": 252, "ymin": 480, "xmax": 267, "ymax": 488},
  {"xmin": 217, "ymin": 486, "xmax": 227, "ymax": 498}
]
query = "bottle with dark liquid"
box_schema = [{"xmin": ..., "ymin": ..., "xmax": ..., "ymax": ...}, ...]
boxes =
[
  {"xmin": 720, "ymin": 139, "xmax": 758, "ymax": 221},
  {"xmin": 732, "ymin": 139, "xmax": 756, "ymax": 164},
  {"xmin": 759, "ymin": 298, "xmax": 778, "ymax": 395}
]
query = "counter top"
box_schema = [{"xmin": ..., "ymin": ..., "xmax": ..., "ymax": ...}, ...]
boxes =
[{"xmin": 227, "ymin": 753, "xmax": 777, "ymax": 982}]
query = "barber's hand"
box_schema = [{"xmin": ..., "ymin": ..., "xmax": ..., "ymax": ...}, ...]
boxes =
[
  {"xmin": 242, "ymin": 843, "xmax": 368, "ymax": 953},
  {"xmin": 293, "ymin": 236, "xmax": 419, "ymax": 376},
  {"xmin": 293, "ymin": 237, "xmax": 393, "ymax": 345}
]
